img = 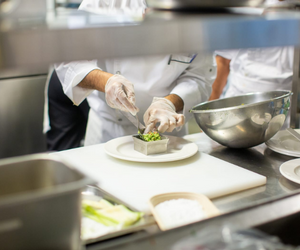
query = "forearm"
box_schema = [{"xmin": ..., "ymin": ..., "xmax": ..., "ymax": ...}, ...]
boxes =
[
  {"xmin": 209, "ymin": 79, "xmax": 227, "ymax": 100},
  {"xmin": 164, "ymin": 94, "xmax": 184, "ymax": 112},
  {"xmin": 209, "ymin": 55, "xmax": 230, "ymax": 101},
  {"xmin": 78, "ymin": 69, "xmax": 114, "ymax": 92}
]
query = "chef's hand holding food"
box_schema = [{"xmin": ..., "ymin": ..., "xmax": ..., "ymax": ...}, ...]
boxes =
[
  {"xmin": 143, "ymin": 96, "xmax": 185, "ymax": 134},
  {"xmin": 105, "ymin": 74, "xmax": 139, "ymax": 116}
]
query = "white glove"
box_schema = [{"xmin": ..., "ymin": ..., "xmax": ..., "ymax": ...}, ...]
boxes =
[
  {"xmin": 143, "ymin": 97, "xmax": 185, "ymax": 134},
  {"xmin": 105, "ymin": 74, "xmax": 139, "ymax": 115}
]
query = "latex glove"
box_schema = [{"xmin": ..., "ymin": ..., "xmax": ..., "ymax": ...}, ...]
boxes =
[
  {"xmin": 105, "ymin": 74, "xmax": 139, "ymax": 115},
  {"xmin": 143, "ymin": 97, "xmax": 185, "ymax": 134}
]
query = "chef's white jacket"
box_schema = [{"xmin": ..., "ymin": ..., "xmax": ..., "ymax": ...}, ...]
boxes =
[
  {"xmin": 215, "ymin": 47, "xmax": 294, "ymax": 98},
  {"xmin": 54, "ymin": 54, "xmax": 216, "ymax": 145}
]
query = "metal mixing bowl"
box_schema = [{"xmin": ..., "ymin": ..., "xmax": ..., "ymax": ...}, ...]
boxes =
[{"xmin": 190, "ymin": 91, "xmax": 292, "ymax": 148}]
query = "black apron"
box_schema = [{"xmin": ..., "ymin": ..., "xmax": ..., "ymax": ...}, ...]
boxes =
[{"xmin": 47, "ymin": 69, "xmax": 90, "ymax": 151}]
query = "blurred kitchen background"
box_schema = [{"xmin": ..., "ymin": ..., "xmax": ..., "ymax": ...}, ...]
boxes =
[
  {"xmin": 1, "ymin": 0, "xmax": 298, "ymax": 159},
  {"xmin": 0, "ymin": 1, "xmax": 75, "ymax": 159},
  {"xmin": 0, "ymin": 0, "xmax": 202, "ymax": 159}
]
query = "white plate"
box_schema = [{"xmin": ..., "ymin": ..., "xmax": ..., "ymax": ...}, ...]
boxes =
[
  {"xmin": 280, "ymin": 159, "xmax": 300, "ymax": 184},
  {"xmin": 265, "ymin": 129, "xmax": 300, "ymax": 157},
  {"xmin": 104, "ymin": 135, "xmax": 198, "ymax": 163}
]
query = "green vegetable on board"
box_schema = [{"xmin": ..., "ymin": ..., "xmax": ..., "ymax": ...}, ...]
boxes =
[
  {"xmin": 82, "ymin": 198, "xmax": 114, "ymax": 210},
  {"xmin": 82, "ymin": 199, "xmax": 144, "ymax": 228}
]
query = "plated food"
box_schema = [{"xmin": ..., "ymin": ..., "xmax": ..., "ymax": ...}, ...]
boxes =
[
  {"xmin": 104, "ymin": 135, "xmax": 198, "ymax": 162},
  {"xmin": 133, "ymin": 132, "xmax": 169, "ymax": 155},
  {"xmin": 138, "ymin": 131, "xmax": 162, "ymax": 142}
]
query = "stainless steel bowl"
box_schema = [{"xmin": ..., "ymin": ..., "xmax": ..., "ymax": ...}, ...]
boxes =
[{"xmin": 190, "ymin": 91, "xmax": 292, "ymax": 148}]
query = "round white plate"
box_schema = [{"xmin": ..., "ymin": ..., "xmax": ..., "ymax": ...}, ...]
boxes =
[
  {"xmin": 280, "ymin": 159, "xmax": 300, "ymax": 185},
  {"xmin": 104, "ymin": 135, "xmax": 198, "ymax": 163},
  {"xmin": 265, "ymin": 129, "xmax": 300, "ymax": 157}
]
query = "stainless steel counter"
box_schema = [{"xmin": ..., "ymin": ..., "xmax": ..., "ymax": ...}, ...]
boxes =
[
  {"xmin": 182, "ymin": 133, "xmax": 300, "ymax": 213},
  {"xmin": 84, "ymin": 132, "xmax": 300, "ymax": 250}
]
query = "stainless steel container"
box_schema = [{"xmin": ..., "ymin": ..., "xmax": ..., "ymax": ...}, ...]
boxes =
[
  {"xmin": 190, "ymin": 91, "xmax": 292, "ymax": 148},
  {"xmin": 133, "ymin": 135, "xmax": 169, "ymax": 155},
  {"xmin": 0, "ymin": 0, "xmax": 46, "ymax": 18},
  {"xmin": 0, "ymin": 153, "xmax": 95, "ymax": 250}
]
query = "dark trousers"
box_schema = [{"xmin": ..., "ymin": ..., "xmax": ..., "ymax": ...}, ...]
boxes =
[{"xmin": 46, "ymin": 69, "xmax": 90, "ymax": 151}]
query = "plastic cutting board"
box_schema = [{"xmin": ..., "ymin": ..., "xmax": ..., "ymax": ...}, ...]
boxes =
[{"xmin": 55, "ymin": 142, "xmax": 266, "ymax": 213}]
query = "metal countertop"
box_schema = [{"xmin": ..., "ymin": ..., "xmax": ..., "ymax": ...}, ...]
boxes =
[
  {"xmin": 175, "ymin": 132, "xmax": 300, "ymax": 215},
  {"xmin": 85, "ymin": 132, "xmax": 300, "ymax": 250}
]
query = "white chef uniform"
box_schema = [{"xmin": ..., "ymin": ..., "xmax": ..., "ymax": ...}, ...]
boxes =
[
  {"xmin": 215, "ymin": 46, "xmax": 294, "ymax": 98},
  {"xmin": 55, "ymin": 54, "xmax": 216, "ymax": 145}
]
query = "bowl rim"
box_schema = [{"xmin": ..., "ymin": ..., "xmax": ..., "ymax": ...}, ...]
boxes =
[{"xmin": 190, "ymin": 90, "xmax": 293, "ymax": 113}]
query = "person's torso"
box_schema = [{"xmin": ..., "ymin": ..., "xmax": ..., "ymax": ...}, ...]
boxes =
[
  {"xmin": 227, "ymin": 47, "xmax": 294, "ymax": 94},
  {"xmin": 88, "ymin": 54, "xmax": 194, "ymax": 125}
]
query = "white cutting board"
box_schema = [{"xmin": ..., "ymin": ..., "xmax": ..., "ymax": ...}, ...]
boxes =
[{"xmin": 54, "ymin": 137, "xmax": 266, "ymax": 213}]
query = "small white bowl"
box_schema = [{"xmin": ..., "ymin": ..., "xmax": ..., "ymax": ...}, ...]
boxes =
[{"xmin": 149, "ymin": 192, "xmax": 220, "ymax": 231}]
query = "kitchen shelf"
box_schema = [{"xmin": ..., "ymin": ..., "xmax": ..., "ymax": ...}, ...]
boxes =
[{"xmin": 1, "ymin": 8, "xmax": 300, "ymax": 72}]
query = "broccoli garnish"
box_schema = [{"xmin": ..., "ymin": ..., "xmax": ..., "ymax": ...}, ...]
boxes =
[{"xmin": 139, "ymin": 131, "xmax": 161, "ymax": 142}]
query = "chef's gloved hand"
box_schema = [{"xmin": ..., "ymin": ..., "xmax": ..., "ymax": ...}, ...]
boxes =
[
  {"xmin": 105, "ymin": 74, "xmax": 139, "ymax": 115},
  {"xmin": 143, "ymin": 97, "xmax": 185, "ymax": 134}
]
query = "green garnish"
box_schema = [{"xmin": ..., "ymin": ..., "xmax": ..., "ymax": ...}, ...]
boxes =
[
  {"xmin": 82, "ymin": 202, "xmax": 144, "ymax": 228},
  {"xmin": 139, "ymin": 131, "xmax": 161, "ymax": 142}
]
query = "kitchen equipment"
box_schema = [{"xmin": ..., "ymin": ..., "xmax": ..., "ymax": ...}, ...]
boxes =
[
  {"xmin": 265, "ymin": 129, "xmax": 300, "ymax": 157},
  {"xmin": 104, "ymin": 135, "xmax": 198, "ymax": 162},
  {"xmin": 0, "ymin": 0, "xmax": 46, "ymax": 18},
  {"xmin": 190, "ymin": 91, "xmax": 292, "ymax": 148},
  {"xmin": 121, "ymin": 110, "xmax": 145, "ymax": 134},
  {"xmin": 149, "ymin": 192, "xmax": 219, "ymax": 231},
  {"xmin": 133, "ymin": 134, "xmax": 169, "ymax": 155},
  {"xmin": 286, "ymin": 128, "xmax": 300, "ymax": 141},
  {"xmin": 54, "ymin": 142, "xmax": 266, "ymax": 213},
  {"xmin": 135, "ymin": 114, "xmax": 145, "ymax": 134},
  {"xmin": 81, "ymin": 185, "xmax": 156, "ymax": 244},
  {"xmin": 0, "ymin": 153, "xmax": 95, "ymax": 250},
  {"xmin": 146, "ymin": 0, "xmax": 264, "ymax": 9},
  {"xmin": 279, "ymin": 159, "xmax": 300, "ymax": 185}
]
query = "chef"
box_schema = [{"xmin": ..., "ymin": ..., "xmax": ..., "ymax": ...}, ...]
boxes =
[
  {"xmin": 209, "ymin": 0, "xmax": 294, "ymax": 101},
  {"xmin": 209, "ymin": 47, "xmax": 294, "ymax": 100},
  {"xmin": 54, "ymin": 53, "xmax": 216, "ymax": 145},
  {"xmin": 44, "ymin": 0, "xmax": 216, "ymax": 147}
]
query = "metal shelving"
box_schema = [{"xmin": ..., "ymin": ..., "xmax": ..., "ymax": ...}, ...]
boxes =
[{"xmin": 1, "ymin": 8, "xmax": 300, "ymax": 72}]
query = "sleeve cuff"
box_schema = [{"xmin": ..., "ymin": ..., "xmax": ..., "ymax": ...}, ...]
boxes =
[
  {"xmin": 171, "ymin": 81, "xmax": 203, "ymax": 121},
  {"xmin": 65, "ymin": 65, "xmax": 102, "ymax": 105}
]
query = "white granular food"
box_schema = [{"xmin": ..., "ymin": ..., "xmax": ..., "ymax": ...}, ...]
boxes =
[
  {"xmin": 155, "ymin": 198, "xmax": 206, "ymax": 230},
  {"xmin": 81, "ymin": 217, "xmax": 116, "ymax": 240}
]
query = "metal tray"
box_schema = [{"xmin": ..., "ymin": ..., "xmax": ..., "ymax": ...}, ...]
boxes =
[
  {"xmin": 146, "ymin": 0, "xmax": 264, "ymax": 9},
  {"xmin": 81, "ymin": 185, "xmax": 156, "ymax": 245},
  {"xmin": 0, "ymin": 153, "xmax": 95, "ymax": 250},
  {"xmin": 132, "ymin": 135, "xmax": 169, "ymax": 155}
]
